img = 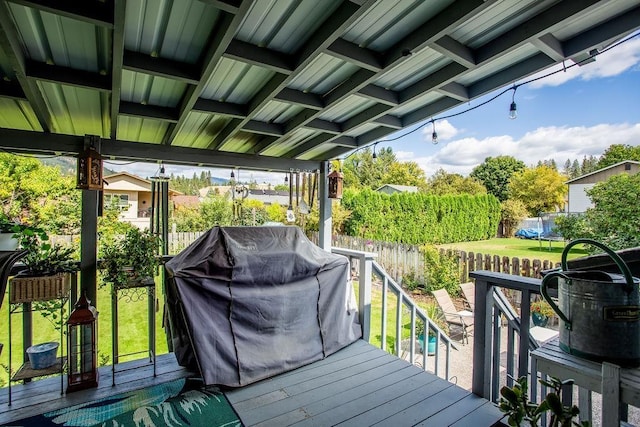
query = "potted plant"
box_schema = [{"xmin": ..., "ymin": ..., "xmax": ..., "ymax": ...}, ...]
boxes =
[
  {"xmin": 417, "ymin": 303, "xmax": 448, "ymax": 355},
  {"xmin": 100, "ymin": 228, "xmax": 161, "ymax": 289},
  {"xmin": 10, "ymin": 224, "xmax": 76, "ymax": 326},
  {"xmin": 0, "ymin": 213, "xmax": 20, "ymax": 250},
  {"xmin": 498, "ymin": 375, "xmax": 589, "ymax": 426},
  {"xmin": 530, "ymin": 299, "xmax": 555, "ymax": 327}
]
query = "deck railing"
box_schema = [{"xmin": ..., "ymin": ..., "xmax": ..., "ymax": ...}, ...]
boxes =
[
  {"xmin": 470, "ymin": 270, "xmax": 556, "ymax": 404},
  {"xmin": 332, "ymin": 248, "xmax": 457, "ymax": 381}
]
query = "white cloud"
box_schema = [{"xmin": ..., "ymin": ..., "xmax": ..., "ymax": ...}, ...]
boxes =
[
  {"xmin": 415, "ymin": 123, "xmax": 640, "ymax": 177},
  {"xmin": 529, "ymin": 35, "xmax": 640, "ymax": 88},
  {"xmin": 421, "ymin": 119, "xmax": 460, "ymax": 142}
]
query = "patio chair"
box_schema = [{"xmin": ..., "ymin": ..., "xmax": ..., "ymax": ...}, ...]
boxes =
[
  {"xmin": 459, "ymin": 281, "xmax": 475, "ymax": 312},
  {"xmin": 432, "ymin": 288, "xmax": 474, "ymax": 344}
]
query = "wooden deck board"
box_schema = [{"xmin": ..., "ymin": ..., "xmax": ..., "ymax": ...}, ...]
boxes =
[
  {"xmin": 0, "ymin": 353, "xmax": 195, "ymax": 425},
  {"xmin": 0, "ymin": 340, "xmax": 504, "ymax": 426},
  {"xmin": 226, "ymin": 340, "xmax": 504, "ymax": 426}
]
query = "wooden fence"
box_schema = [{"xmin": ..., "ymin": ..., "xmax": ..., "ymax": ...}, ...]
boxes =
[
  {"xmin": 312, "ymin": 233, "xmax": 559, "ymax": 284},
  {"xmin": 55, "ymin": 231, "xmax": 559, "ymax": 285}
]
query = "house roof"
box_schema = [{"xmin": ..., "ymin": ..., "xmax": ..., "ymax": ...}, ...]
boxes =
[
  {"xmin": 104, "ymin": 171, "xmax": 182, "ymax": 194},
  {"xmin": 565, "ymin": 160, "xmax": 640, "ymax": 184},
  {"xmin": 376, "ymin": 184, "xmax": 419, "ymax": 193},
  {"xmin": 0, "ymin": 1, "xmax": 638, "ymax": 173}
]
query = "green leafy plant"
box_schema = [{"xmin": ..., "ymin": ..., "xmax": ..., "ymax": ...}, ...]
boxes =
[
  {"xmin": 530, "ymin": 299, "xmax": 555, "ymax": 318},
  {"xmin": 499, "ymin": 376, "xmax": 589, "ymax": 427},
  {"xmin": 417, "ymin": 303, "xmax": 448, "ymax": 338},
  {"xmin": 14, "ymin": 224, "xmax": 76, "ymax": 277},
  {"xmin": 100, "ymin": 228, "xmax": 161, "ymax": 289},
  {"xmin": 0, "ymin": 213, "xmax": 20, "ymax": 233}
]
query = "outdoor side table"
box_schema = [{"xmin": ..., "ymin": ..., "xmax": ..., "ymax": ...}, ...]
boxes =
[
  {"xmin": 531, "ymin": 338, "xmax": 640, "ymax": 426},
  {"xmin": 111, "ymin": 277, "xmax": 156, "ymax": 386}
]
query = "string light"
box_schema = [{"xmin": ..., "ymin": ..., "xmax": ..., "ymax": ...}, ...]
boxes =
[
  {"xmin": 336, "ymin": 31, "xmax": 639, "ymax": 161},
  {"xmin": 431, "ymin": 120, "xmax": 438, "ymax": 144},
  {"xmin": 509, "ymin": 86, "xmax": 517, "ymax": 120}
]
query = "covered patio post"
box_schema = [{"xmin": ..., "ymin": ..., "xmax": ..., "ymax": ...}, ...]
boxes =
[{"xmin": 318, "ymin": 161, "xmax": 332, "ymax": 251}]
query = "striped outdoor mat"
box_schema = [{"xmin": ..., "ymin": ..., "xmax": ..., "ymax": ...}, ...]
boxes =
[{"xmin": 3, "ymin": 378, "xmax": 242, "ymax": 427}]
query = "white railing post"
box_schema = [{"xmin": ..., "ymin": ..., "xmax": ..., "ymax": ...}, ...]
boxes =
[{"xmin": 331, "ymin": 248, "xmax": 376, "ymax": 342}]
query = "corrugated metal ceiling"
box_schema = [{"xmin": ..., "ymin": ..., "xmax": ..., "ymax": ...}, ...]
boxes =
[{"xmin": 0, "ymin": 0, "xmax": 638, "ymax": 172}]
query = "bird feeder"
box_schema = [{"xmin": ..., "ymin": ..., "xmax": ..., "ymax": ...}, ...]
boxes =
[
  {"xmin": 328, "ymin": 170, "xmax": 343, "ymax": 199},
  {"xmin": 67, "ymin": 293, "xmax": 98, "ymax": 393},
  {"xmin": 76, "ymin": 147, "xmax": 103, "ymax": 190}
]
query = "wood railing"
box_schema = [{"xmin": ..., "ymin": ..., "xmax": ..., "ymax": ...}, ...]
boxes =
[
  {"xmin": 332, "ymin": 248, "xmax": 457, "ymax": 380},
  {"xmin": 315, "ymin": 233, "xmax": 559, "ymax": 283},
  {"xmin": 468, "ymin": 269, "xmax": 587, "ymax": 423}
]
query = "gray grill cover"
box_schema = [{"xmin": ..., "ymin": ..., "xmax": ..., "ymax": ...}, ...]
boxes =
[{"xmin": 164, "ymin": 226, "xmax": 361, "ymax": 387}]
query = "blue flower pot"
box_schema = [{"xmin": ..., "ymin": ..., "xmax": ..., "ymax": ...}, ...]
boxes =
[
  {"xmin": 427, "ymin": 335, "xmax": 437, "ymax": 355},
  {"xmin": 532, "ymin": 312, "xmax": 549, "ymax": 327}
]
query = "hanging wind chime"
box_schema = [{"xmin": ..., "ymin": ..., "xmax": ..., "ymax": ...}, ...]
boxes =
[{"xmin": 286, "ymin": 170, "xmax": 295, "ymax": 222}]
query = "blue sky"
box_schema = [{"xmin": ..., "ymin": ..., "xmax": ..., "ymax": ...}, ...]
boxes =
[{"xmin": 108, "ymin": 33, "xmax": 640, "ymax": 183}]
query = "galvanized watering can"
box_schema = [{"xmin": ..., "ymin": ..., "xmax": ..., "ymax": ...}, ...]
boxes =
[{"xmin": 541, "ymin": 238, "xmax": 640, "ymax": 367}]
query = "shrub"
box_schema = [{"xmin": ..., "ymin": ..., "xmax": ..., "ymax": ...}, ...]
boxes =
[{"xmin": 422, "ymin": 245, "xmax": 460, "ymax": 296}]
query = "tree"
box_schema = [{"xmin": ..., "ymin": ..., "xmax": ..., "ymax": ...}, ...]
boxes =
[
  {"xmin": 382, "ymin": 161, "xmax": 428, "ymax": 190},
  {"xmin": 581, "ymin": 155, "xmax": 599, "ymax": 175},
  {"xmin": 427, "ymin": 169, "xmax": 486, "ymax": 195},
  {"xmin": 508, "ymin": 166, "xmax": 567, "ymax": 216},
  {"xmin": 470, "ymin": 156, "xmax": 525, "ymax": 202},
  {"xmin": 596, "ymin": 144, "xmax": 640, "ymax": 169},
  {"xmin": 342, "ymin": 146, "xmax": 428, "ymax": 190},
  {"xmin": 582, "ymin": 173, "xmax": 640, "ymax": 250},
  {"xmin": 500, "ymin": 199, "xmax": 529, "ymax": 237},
  {"xmin": 0, "ymin": 153, "xmax": 80, "ymax": 234}
]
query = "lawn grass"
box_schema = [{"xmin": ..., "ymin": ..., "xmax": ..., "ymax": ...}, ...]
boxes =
[
  {"xmin": 0, "ymin": 275, "xmax": 168, "ymax": 387},
  {"xmin": 437, "ymin": 237, "xmax": 588, "ymax": 264}
]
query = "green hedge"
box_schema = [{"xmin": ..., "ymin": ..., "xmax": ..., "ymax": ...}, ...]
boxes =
[{"xmin": 342, "ymin": 189, "xmax": 500, "ymax": 244}]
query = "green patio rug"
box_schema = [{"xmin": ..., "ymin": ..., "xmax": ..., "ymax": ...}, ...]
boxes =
[{"xmin": 3, "ymin": 378, "xmax": 242, "ymax": 427}]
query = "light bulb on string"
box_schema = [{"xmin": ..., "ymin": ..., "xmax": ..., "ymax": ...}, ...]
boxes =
[
  {"xmin": 509, "ymin": 86, "xmax": 517, "ymax": 120},
  {"xmin": 431, "ymin": 120, "xmax": 438, "ymax": 144}
]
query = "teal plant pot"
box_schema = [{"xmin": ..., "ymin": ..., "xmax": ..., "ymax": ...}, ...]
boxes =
[
  {"xmin": 427, "ymin": 335, "xmax": 437, "ymax": 355},
  {"xmin": 532, "ymin": 312, "xmax": 549, "ymax": 327}
]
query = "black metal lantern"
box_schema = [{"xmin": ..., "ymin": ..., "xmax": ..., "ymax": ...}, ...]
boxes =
[
  {"xmin": 328, "ymin": 170, "xmax": 343, "ymax": 199},
  {"xmin": 76, "ymin": 147, "xmax": 103, "ymax": 190},
  {"xmin": 67, "ymin": 293, "xmax": 98, "ymax": 393}
]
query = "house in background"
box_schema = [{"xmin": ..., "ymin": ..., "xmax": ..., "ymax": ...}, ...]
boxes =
[
  {"xmin": 104, "ymin": 172, "xmax": 181, "ymax": 229},
  {"xmin": 566, "ymin": 160, "xmax": 640, "ymax": 213},
  {"xmin": 376, "ymin": 184, "xmax": 419, "ymax": 195}
]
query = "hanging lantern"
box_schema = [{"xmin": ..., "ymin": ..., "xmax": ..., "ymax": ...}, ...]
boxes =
[
  {"xmin": 76, "ymin": 147, "xmax": 103, "ymax": 190},
  {"xmin": 328, "ymin": 170, "xmax": 343, "ymax": 199},
  {"xmin": 67, "ymin": 293, "xmax": 98, "ymax": 393}
]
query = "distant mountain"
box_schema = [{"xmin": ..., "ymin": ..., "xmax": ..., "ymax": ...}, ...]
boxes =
[
  {"xmin": 211, "ymin": 176, "xmax": 229, "ymax": 185},
  {"xmin": 39, "ymin": 156, "xmax": 117, "ymax": 176}
]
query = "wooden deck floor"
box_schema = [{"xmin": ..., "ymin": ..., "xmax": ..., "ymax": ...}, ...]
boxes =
[
  {"xmin": 0, "ymin": 340, "xmax": 503, "ymax": 426},
  {"xmin": 226, "ymin": 340, "xmax": 503, "ymax": 426}
]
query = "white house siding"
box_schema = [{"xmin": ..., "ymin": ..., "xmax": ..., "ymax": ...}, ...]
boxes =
[{"xmin": 567, "ymin": 183, "xmax": 593, "ymax": 213}]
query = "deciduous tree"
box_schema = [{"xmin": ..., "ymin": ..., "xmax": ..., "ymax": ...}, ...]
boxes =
[
  {"xmin": 508, "ymin": 166, "xmax": 566, "ymax": 216},
  {"xmin": 427, "ymin": 168, "xmax": 486, "ymax": 195},
  {"xmin": 470, "ymin": 156, "xmax": 525, "ymax": 201}
]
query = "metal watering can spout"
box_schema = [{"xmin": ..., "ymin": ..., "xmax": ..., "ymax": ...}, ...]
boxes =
[{"xmin": 540, "ymin": 238, "xmax": 640, "ymax": 367}]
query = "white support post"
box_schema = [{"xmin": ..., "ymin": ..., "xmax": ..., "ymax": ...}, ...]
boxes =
[
  {"xmin": 318, "ymin": 161, "xmax": 332, "ymax": 251},
  {"xmin": 601, "ymin": 362, "xmax": 620, "ymax": 425}
]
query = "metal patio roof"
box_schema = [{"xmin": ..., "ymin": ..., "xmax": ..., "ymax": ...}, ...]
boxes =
[{"xmin": 0, "ymin": 0, "xmax": 639, "ymax": 172}]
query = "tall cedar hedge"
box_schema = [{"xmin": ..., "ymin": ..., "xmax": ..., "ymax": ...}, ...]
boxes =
[{"xmin": 341, "ymin": 189, "xmax": 501, "ymax": 244}]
